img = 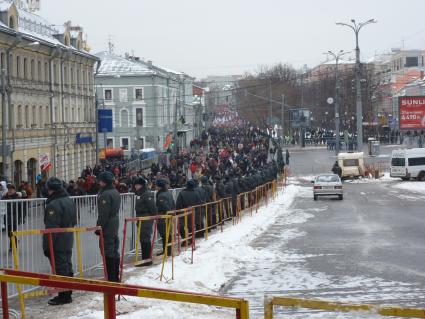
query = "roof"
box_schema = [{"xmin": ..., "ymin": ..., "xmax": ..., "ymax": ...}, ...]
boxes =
[
  {"xmin": 95, "ymin": 51, "xmax": 154, "ymax": 76},
  {"xmin": 0, "ymin": 1, "xmax": 96, "ymax": 60}
]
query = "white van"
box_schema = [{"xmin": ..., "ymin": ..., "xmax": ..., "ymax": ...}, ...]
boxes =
[
  {"xmin": 390, "ymin": 148, "xmax": 425, "ymax": 181},
  {"xmin": 337, "ymin": 152, "xmax": 365, "ymax": 179}
]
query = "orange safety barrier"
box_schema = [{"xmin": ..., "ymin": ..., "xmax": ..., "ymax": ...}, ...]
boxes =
[
  {"xmin": 10, "ymin": 226, "xmax": 108, "ymax": 319},
  {"xmin": 0, "ymin": 269, "xmax": 250, "ymax": 319},
  {"xmin": 120, "ymin": 214, "xmax": 178, "ymax": 282}
]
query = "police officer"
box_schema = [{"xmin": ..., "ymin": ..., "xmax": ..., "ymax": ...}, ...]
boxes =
[
  {"xmin": 155, "ymin": 179, "xmax": 175, "ymax": 255},
  {"xmin": 97, "ymin": 172, "xmax": 121, "ymax": 282},
  {"xmin": 176, "ymin": 179, "xmax": 203, "ymax": 240},
  {"xmin": 200, "ymin": 176, "xmax": 215, "ymax": 227},
  {"xmin": 43, "ymin": 177, "xmax": 77, "ymax": 306},
  {"xmin": 134, "ymin": 177, "xmax": 157, "ymax": 266}
]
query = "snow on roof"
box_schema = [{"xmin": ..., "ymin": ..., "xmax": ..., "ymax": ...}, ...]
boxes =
[
  {"xmin": 0, "ymin": 1, "xmax": 11, "ymax": 11},
  {"xmin": 95, "ymin": 51, "xmax": 154, "ymax": 76}
]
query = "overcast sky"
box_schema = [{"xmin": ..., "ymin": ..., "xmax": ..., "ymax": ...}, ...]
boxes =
[{"xmin": 40, "ymin": 0, "xmax": 425, "ymax": 79}]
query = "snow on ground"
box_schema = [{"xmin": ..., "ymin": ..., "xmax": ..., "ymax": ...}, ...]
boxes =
[
  {"xmin": 392, "ymin": 181, "xmax": 425, "ymax": 194},
  {"xmin": 64, "ymin": 185, "xmax": 301, "ymax": 319},
  {"xmin": 344, "ymin": 172, "xmax": 399, "ymax": 184}
]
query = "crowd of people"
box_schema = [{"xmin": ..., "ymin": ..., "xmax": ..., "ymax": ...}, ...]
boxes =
[{"xmin": 1, "ymin": 124, "xmax": 286, "ymax": 306}]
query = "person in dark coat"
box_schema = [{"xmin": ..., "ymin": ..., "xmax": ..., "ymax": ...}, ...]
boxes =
[
  {"xmin": 43, "ymin": 177, "xmax": 77, "ymax": 306},
  {"xmin": 201, "ymin": 176, "xmax": 215, "ymax": 227},
  {"xmin": 331, "ymin": 161, "xmax": 342, "ymax": 178},
  {"xmin": 155, "ymin": 179, "xmax": 175, "ymax": 255},
  {"xmin": 2, "ymin": 184, "xmax": 26, "ymax": 252},
  {"xmin": 96, "ymin": 172, "xmax": 121, "ymax": 282},
  {"xmin": 285, "ymin": 149, "xmax": 290, "ymax": 165},
  {"xmin": 176, "ymin": 179, "xmax": 203, "ymax": 240},
  {"xmin": 134, "ymin": 177, "xmax": 157, "ymax": 266}
]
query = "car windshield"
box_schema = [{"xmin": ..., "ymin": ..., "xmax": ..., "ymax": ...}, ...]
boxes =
[{"xmin": 316, "ymin": 175, "xmax": 340, "ymax": 183}]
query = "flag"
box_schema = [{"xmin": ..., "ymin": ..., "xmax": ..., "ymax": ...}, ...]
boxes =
[{"xmin": 163, "ymin": 133, "xmax": 172, "ymax": 149}]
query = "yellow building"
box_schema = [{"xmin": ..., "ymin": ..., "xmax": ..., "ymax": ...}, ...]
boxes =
[{"xmin": 0, "ymin": 1, "xmax": 98, "ymax": 190}]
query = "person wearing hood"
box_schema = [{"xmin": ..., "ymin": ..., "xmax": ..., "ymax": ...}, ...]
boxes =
[
  {"xmin": 43, "ymin": 177, "xmax": 77, "ymax": 306},
  {"xmin": 96, "ymin": 172, "xmax": 121, "ymax": 282},
  {"xmin": 134, "ymin": 177, "xmax": 157, "ymax": 267}
]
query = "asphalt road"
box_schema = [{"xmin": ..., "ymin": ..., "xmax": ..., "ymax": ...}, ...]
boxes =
[{"xmin": 225, "ymin": 146, "xmax": 425, "ymax": 318}]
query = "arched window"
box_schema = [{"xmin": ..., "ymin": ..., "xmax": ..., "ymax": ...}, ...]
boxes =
[
  {"xmin": 9, "ymin": 16, "xmax": 15, "ymax": 29},
  {"xmin": 25, "ymin": 105, "xmax": 30, "ymax": 128},
  {"xmin": 0, "ymin": 53, "xmax": 4, "ymax": 70},
  {"xmin": 121, "ymin": 109, "xmax": 129, "ymax": 127}
]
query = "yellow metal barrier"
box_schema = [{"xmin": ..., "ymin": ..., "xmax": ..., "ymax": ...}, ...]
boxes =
[{"xmin": 264, "ymin": 296, "xmax": 425, "ymax": 319}]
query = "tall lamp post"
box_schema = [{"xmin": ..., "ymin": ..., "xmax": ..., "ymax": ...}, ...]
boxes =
[
  {"xmin": 325, "ymin": 50, "xmax": 349, "ymax": 155},
  {"xmin": 336, "ymin": 19, "xmax": 376, "ymax": 152}
]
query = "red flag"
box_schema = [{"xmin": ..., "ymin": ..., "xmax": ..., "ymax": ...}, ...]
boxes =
[{"xmin": 163, "ymin": 133, "xmax": 172, "ymax": 149}]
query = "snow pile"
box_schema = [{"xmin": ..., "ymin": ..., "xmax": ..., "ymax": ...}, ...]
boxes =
[
  {"xmin": 393, "ymin": 181, "xmax": 425, "ymax": 194},
  {"xmin": 345, "ymin": 172, "xmax": 398, "ymax": 184},
  {"xmin": 67, "ymin": 185, "xmax": 301, "ymax": 319}
]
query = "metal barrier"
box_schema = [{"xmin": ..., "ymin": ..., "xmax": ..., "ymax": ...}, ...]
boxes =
[
  {"xmin": 264, "ymin": 296, "xmax": 425, "ymax": 319},
  {"xmin": 10, "ymin": 226, "xmax": 107, "ymax": 319},
  {"xmin": 0, "ymin": 269, "xmax": 250, "ymax": 319},
  {"xmin": 126, "ymin": 156, "xmax": 159, "ymax": 172}
]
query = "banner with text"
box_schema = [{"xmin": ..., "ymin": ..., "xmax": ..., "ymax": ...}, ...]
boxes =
[{"xmin": 399, "ymin": 96, "xmax": 425, "ymax": 130}]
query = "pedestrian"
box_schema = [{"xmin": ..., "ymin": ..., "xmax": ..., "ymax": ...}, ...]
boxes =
[
  {"xmin": 96, "ymin": 171, "xmax": 121, "ymax": 282},
  {"xmin": 43, "ymin": 177, "xmax": 77, "ymax": 305},
  {"xmin": 155, "ymin": 179, "xmax": 175, "ymax": 256},
  {"xmin": 285, "ymin": 149, "xmax": 290, "ymax": 165},
  {"xmin": 2, "ymin": 183, "xmax": 26, "ymax": 252},
  {"xmin": 331, "ymin": 161, "xmax": 342, "ymax": 178},
  {"xmin": 134, "ymin": 177, "xmax": 157, "ymax": 266}
]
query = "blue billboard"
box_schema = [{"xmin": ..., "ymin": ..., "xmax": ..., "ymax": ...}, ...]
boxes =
[{"xmin": 98, "ymin": 109, "xmax": 113, "ymax": 133}]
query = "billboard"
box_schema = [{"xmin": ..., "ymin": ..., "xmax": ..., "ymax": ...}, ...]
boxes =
[
  {"xmin": 98, "ymin": 109, "xmax": 113, "ymax": 133},
  {"xmin": 399, "ymin": 96, "xmax": 425, "ymax": 130},
  {"xmin": 290, "ymin": 108, "xmax": 310, "ymax": 128}
]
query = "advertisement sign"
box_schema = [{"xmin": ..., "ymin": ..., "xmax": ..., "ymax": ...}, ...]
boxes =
[
  {"xmin": 290, "ymin": 108, "xmax": 310, "ymax": 128},
  {"xmin": 98, "ymin": 109, "xmax": 113, "ymax": 133},
  {"xmin": 399, "ymin": 96, "xmax": 425, "ymax": 130}
]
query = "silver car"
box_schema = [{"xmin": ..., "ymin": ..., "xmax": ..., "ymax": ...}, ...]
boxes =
[{"xmin": 312, "ymin": 174, "xmax": 343, "ymax": 200}]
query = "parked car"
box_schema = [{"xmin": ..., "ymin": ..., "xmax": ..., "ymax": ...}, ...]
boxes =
[{"xmin": 312, "ymin": 174, "xmax": 343, "ymax": 200}]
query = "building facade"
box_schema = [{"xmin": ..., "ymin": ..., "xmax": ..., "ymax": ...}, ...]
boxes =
[
  {"xmin": 95, "ymin": 51, "xmax": 197, "ymax": 156},
  {"xmin": 0, "ymin": 1, "xmax": 98, "ymax": 188}
]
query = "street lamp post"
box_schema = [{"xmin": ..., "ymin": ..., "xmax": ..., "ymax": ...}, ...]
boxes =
[
  {"xmin": 336, "ymin": 19, "xmax": 376, "ymax": 152},
  {"xmin": 325, "ymin": 50, "xmax": 349, "ymax": 155}
]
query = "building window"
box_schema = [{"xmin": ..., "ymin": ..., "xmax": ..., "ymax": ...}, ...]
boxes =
[
  {"xmin": 23, "ymin": 58, "xmax": 28, "ymax": 79},
  {"xmin": 135, "ymin": 108, "xmax": 143, "ymax": 127},
  {"xmin": 121, "ymin": 109, "xmax": 129, "ymax": 127},
  {"xmin": 45, "ymin": 106, "xmax": 50, "ymax": 124},
  {"xmin": 119, "ymin": 88, "xmax": 128, "ymax": 102},
  {"xmin": 120, "ymin": 137, "xmax": 129, "ymax": 150},
  {"xmin": 135, "ymin": 88, "xmax": 144, "ymax": 100},
  {"xmin": 44, "ymin": 62, "xmax": 48, "ymax": 82},
  {"xmin": 17, "ymin": 105, "xmax": 22, "ymax": 127},
  {"xmin": 32, "ymin": 106, "xmax": 37, "ymax": 126},
  {"xmin": 30, "ymin": 59, "xmax": 35, "ymax": 80},
  {"xmin": 37, "ymin": 61, "xmax": 41, "ymax": 81},
  {"xmin": 53, "ymin": 64, "xmax": 57, "ymax": 83},
  {"xmin": 405, "ymin": 57, "xmax": 418, "ymax": 68},
  {"xmin": 64, "ymin": 66, "xmax": 68, "ymax": 84},
  {"xmin": 16, "ymin": 56, "xmax": 20, "ymax": 78},
  {"xmin": 104, "ymin": 89, "xmax": 112, "ymax": 101},
  {"xmin": 9, "ymin": 16, "xmax": 15, "ymax": 29},
  {"xmin": 25, "ymin": 105, "xmax": 29, "ymax": 128},
  {"xmin": 106, "ymin": 138, "xmax": 114, "ymax": 148}
]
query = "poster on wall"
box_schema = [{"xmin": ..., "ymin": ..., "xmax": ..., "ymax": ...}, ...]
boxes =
[
  {"xmin": 399, "ymin": 96, "xmax": 425, "ymax": 130},
  {"xmin": 39, "ymin": 153, "xmax": 52, "ymax": 172}
]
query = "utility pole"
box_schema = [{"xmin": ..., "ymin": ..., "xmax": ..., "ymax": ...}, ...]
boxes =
[
  {"xmin": 336, "ymin": 19, "xmax": 376, "ymax": 152},
  {"xmin": 1, "ymin": 67, "xmax": 7, "ymax": 179},
  {"xmin": 300, "ymin": 65, "xmax": 307, "ymax": 148},
  {"xmin": 281, "ymin": 94, "xmax": 285, "ymax": 143},
  {"xmin": 269, "ymin": 78, "xmax": 272, "ymax": 128}
]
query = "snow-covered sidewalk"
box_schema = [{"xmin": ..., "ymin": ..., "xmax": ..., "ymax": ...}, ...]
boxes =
[{"xmin": 59, "ymin": 184, "xmax": 300, "ymax": 319}]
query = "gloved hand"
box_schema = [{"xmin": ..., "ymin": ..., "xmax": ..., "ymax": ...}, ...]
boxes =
[
  {"xmin": 94, "ymin": 229, "xmax": 101, "ymax": 236},
  {"xmin": 43, "ymin": 250, "xmax": 50, "ymax": 258}
]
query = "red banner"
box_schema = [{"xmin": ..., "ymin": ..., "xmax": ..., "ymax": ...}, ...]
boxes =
[{"xmin": 399, "ymin": 96, "xmax": 425, "ymax": 130}]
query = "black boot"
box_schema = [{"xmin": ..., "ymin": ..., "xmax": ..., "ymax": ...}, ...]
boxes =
[
  {"xmin": 48, "ymin": 291, "xmax": 72, "ymax": 306},
  {"xmin": 135, "ymin": 243, "xmax": 153, "ymax": 267},
  {"xmin": 114, "ymin": 258, "xmax": 121, "ymax": 282}
]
